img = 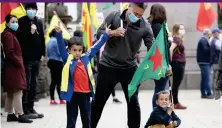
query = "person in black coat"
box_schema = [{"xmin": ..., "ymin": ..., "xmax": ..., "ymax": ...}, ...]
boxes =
[
  {"xmin": 16, "ymin": 3, "xmax": 45, "ymax": 119},
  {"xmin": 144, "ymin": 91, "xmax": 181, "ymax": 128},
  {"xmin": 148, "ymin": 4, "xmax": 172, "ymax": 109}
]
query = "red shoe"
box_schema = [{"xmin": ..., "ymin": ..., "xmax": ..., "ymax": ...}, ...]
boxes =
[
  {"xmin": 50, "ymin": 100, "xmax": 58, "ymax": 105},
  {"xmin": 60, "ymin": 100, "xmax": 66, "ymax": 104},
  {"xmin": 174, "ymin": 103, "xmax": 187, "ymax": 109}
]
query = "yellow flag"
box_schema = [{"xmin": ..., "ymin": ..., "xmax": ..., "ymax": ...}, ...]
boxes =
[
  {"xmin": 122, "ymin": 3, "xmax": 129, "ymax": 10},
  {"xmin": 1, "ymin": 3, "xmax": 26, "ymax": 33},
  {"xmin": 90, "ymin": 3, "xmax": 99, "ymax": 30},
  {"xmin": 45, "ymin": 15, "xmax": 71, "ymax": 44}
]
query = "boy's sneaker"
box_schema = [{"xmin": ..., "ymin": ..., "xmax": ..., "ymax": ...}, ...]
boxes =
[
  {"xmin": 113, "ymin": 98, "xmax": 122, "ymax": 104},
  {"xmin": 7, "ymin": 114, "xmax": 18, "ymax": 122},
  {"xmin": 18, "ymin": 114, "xmax": 33, "ymax": 123},
  {"xmin": 60, "ymin": 100, "xmax": 66, "ymax": 104},
  {"xmin": 50, "ymin": 100, "xmax": 58, "ymax": 105}
]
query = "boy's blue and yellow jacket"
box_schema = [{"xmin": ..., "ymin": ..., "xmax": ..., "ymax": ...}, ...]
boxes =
[{"xmin": 55, "ymin": 32, "xmax": 109, "ymax": 102}]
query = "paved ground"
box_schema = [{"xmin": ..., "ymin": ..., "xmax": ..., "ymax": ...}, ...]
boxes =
[{"xmin": 1, "ymin": 90, "xmax": 222, "ymax": 128}]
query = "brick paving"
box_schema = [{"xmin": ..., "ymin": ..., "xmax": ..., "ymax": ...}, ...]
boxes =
[{"xmin": 1, "ymin": 90, "xmax": 222, "ymax": 128}]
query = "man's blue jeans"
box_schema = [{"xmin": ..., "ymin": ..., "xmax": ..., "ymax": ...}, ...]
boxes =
[
  {"xmin": 199, "ymin": 64, "xmax": 212, "ymax": 96},
  {"xmin": 153, "ymin": 77, "xmax": 168, "ymax": 108}
]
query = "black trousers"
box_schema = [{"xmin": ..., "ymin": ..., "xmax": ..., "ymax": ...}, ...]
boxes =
[
  {"xmin": 22, "ymin": 61, "xmax": 40, "ymax": 113},
  {"xmin": 66, "ymin": 92, "xmax": 91, "ymax": 128},
  {"xmin": 94, "ymin": 72, "xmax": 117, "ymax": 97},
  {"xmin": 91, "ymin": 64, "xmax": 141, "ymax": 128},
  {"xmin": 48, "ymin": 59, "xmax": 63, "ymax": 100},
  {"xmin": 171, "ymin": 61, "xmax": 185, "ymax": 104}
]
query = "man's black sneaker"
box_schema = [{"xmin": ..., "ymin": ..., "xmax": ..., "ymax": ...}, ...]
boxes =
[
  {"xmin": 201, "ymin": 95, "xmax": 214, "ymax": 99},
  {"xmin": 18, "ymin": 114, "xmax": 33, "ymax": 123},
  {"xmin": 7, "ymin": 114, "xmax": 18, "ymax": 122},
  {"xmin": 113, "ymin": 98, "xmax": 122, "ymax": 104},
  {"xmin": 24, "ymin": 111, "xmax": 38, "ymax": 119},
  {"xmin": 30, "ymin": 109, "xmax": 44, "ymax": 118}
]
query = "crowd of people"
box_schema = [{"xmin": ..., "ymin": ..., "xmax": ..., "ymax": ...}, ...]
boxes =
[{"xmin": 1, "ymin": 2, "xmax": 222, "ymax": 128}]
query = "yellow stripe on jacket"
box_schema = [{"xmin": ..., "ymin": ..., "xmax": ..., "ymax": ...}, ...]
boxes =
[
  {"xmin": 61, "ymin": 54, "xmax": 73, "ymax": 92},
  {"xmin": 60, "ymin": 53, "xmax": 96, "ymax": 93}
]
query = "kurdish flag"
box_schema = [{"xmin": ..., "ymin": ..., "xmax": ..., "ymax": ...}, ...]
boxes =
[
  {"xmin": 82, "ymin": 3, "xmax": 93, "ymax": 50},
  {"xmin": 1, "ymin": 3, "xmax": 26, "ymax": 33},
  {"xmin": 128, "ymin": 24, "xmax": 170, "ymax": 100}
]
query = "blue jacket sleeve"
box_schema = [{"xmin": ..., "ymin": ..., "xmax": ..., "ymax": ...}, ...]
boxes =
[
  {"xmin": 85, "ymin": 33, "xmax": 109, "ymax": 60},
  {"xmin": 171, "ymin": 111, "xmax": 181, "ymax": 127},
  {"xmin": 55, "ymin": 32, "xmax": 68, "ymax": 62}
]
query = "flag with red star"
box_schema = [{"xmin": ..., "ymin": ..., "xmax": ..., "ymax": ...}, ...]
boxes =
[{"xmin": 128, "ymin": 24, "xmax": 170, "ymax": 100}]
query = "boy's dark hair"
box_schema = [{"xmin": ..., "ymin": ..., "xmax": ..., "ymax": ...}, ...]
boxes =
[
  {"xmin": 5, "ymin": 14, "xmax": 17, "ymax": 24},
  {"xmin": 49, "ymin": 28, "xmax": 56, "ymax": 38},
  {"xmin": 156, "ymin": 91, "xmax": 170, "ymax": 100},
  {"xmin": 149, "ymin": 4, "xmax": 167, "ymax": 24},
  {"xmin": 67, "ymin": 36, "xmax": 83, "ymax": 49},
  {"xmin": 133, "ymin": 2, "xmax": 148, "ymax": 10},
  {"xmin": 73, "ymin": 30, "xmax": 83, "ymax": 37}
]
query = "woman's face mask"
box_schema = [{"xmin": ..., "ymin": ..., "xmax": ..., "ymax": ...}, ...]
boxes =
[
  {"xmin": 7, "ymin": 17, "xmax": 19, "ymax": 31},
  {"xmin": 179, "ymin": 25, "xmax": 185, "ymax": 35},
  {"xmin": 26, "ymin": 9, "xmax": 37, "ymax": 19},
  {"xmin": 179, "ymin": 30, "xmax": 185, "ymax": 35}
]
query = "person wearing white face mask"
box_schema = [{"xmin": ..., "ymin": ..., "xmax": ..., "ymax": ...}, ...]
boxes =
[
  {"xmin": 16, "ymin": 3, "xmax": 45, "ymax": 120},
  {"xmin": 169, "ymin": 24, "xmax": 187, "ymax": 109},
  {"xmin": 1, "ymin": 14, "xmax": 33, "ymax": 123}
]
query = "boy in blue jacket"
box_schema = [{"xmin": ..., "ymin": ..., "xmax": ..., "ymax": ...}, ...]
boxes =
[
  {"xmin": 55, "ymin": 25, "xmax": 110, "ymax": 128},
  {"xmin": 144, "ymin": 91, "xmax": 181, "ymax": 128}
]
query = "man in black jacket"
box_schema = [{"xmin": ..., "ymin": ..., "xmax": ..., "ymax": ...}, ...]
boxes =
[
  {"xmin": 91, "ymin": 3, "xmax": 154, "ymax": 128},
  {"xmin": 17, "ymin": 3, "xmax": 45, "ymax": 119}
]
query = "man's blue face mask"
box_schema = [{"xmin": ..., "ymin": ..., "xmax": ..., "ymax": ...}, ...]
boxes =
[
  {"xmin": 128, "ymin": 12, "xmax": 140, "ymax": 23},
  {"xmin": 26, "ymin": 9, "xmax": 37, "ymax": 19}
]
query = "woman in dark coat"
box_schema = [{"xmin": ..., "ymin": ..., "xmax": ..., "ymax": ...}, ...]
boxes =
[
  {"xmin": 1, "ymin": 14, "xmax": 32, "ymax": 123},
  {"xmin": 148, "ymin": 4, "xmax": 172, "ymax": 108}
]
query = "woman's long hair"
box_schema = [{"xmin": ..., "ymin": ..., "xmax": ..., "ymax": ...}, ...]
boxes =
[
  {"xmin": 172, "ymin": 24, "xmax": 184, "ymax": 40},
  {"xmin": 148, "ymin": 4, "xmax": 167, "ymax": 24}
]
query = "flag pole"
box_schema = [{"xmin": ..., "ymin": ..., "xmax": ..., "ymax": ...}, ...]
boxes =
[{"xmin": 120, "ymin": 2, "xmax": 123, "ymax": 28}]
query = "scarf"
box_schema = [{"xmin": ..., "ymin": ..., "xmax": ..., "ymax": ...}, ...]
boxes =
[{"xmin": 60, "ymin": 54, "xmax": 95, "ymax": 93}]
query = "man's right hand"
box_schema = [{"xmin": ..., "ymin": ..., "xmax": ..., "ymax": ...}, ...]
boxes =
[{"xmin": 110, "ymin": 27, "xmax": 126, "ymax": 37}]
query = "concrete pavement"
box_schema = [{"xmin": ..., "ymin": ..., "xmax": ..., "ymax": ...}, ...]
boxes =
[{"xmin": 1, "ymin": 90, "xmax": 222, "ymax": 128}]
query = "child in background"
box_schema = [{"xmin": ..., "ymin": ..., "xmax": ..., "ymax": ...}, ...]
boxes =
[
  {"xmin": 55, "ymin": 25, "xmax": 110, "ymax": 128},
  {"xmin": 144, "ymin": 91, "xmax": 181, "ymax": 128}
]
